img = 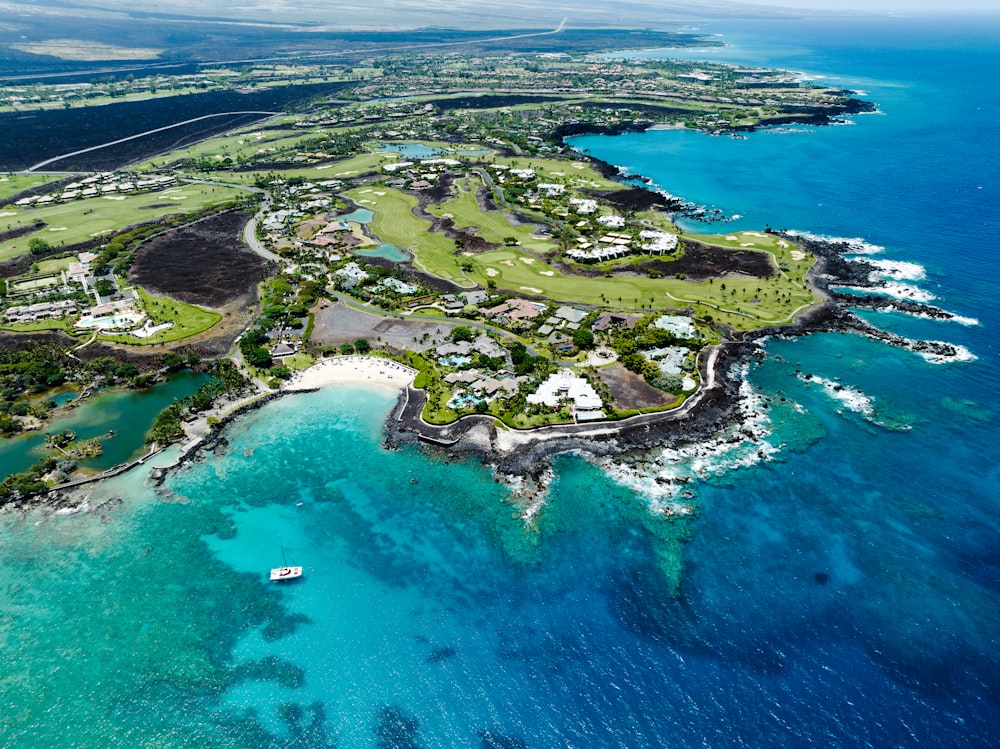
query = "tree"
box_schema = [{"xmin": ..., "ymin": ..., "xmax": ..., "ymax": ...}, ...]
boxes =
[
  {"xmin": 450, "ymin": 326, "xmax": 475, "ymax": 342},
  {"xmin": 339, "ymin": 342, "xmax": 355, "ymax": 355},
  {"xmin": 572, "ymin": 328, "xmax": 595, "ymax": 350},
  {"xmin": 354, "ymin": 339, "xmax": 371, "ymax": 354},
  {"xmin": 28, "ymin": 237, "xmax": 52, "ymax": 255}
]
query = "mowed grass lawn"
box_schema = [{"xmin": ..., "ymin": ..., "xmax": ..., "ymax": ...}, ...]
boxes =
[
  {"xmin": 99, "ymin": 288, "xmax": 221, "ymax": 345},
  {"xmin": 346, "ymin": 183, "xmax": 816, "ymax": 328},
  {"xmin": 0, "ymin": 173, "xmax": 68, "ymax": 202},
  {"xmin": 427, "ymin": 177, "xmax": 553, "ymax": 254},
  {"xmin": 685, "ymin": 231, "xmax": 816, "ymax": 285},
  {"xmin": 467, "ymin": 240, "xmax": 817, "ymax": 329},
  {"xmin": 0, "ymin": 183, "xmax": 246, "ymax": 261},
  {"xmin": 195, "ymin": 152, "xmax": 396, "ymax": 187},
  {"xmin": 132, "ymin": 128, "xmax": 327, "ymax": 172},
  {"xmin": 343, "ymin": 186, "xmax": 469, "ymax": 283},
  {"xmin": 489, "ymin": 155, "xmax": 622, "ymax": 191}
]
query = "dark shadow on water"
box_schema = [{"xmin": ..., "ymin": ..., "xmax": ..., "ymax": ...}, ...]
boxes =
[
  {"xmin": 479, "ymin": 729, "xmax": 529, "ymax": 749},
  {"xmin": 375, "ymin": 705, "xmax": 422, "ymax": 749},
  {"xmin": 276, "ymin": 701, "xmax": 334, "ymax": 749},
  {"xmin": 426, "ymin": 646, "xmax": 457, "ymax": 664},
  {"xmin": 609, "ymin": 564, "xmax": 792, "ymax": 675}
]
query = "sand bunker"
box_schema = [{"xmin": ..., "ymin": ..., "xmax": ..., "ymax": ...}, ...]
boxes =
[
  {"xmin": 520, "ymin": 286, "xmax": 543, "ymax": 293},
  {"xmin": 539, "ymin": 270, "xmax": 554, "ymax": 276},
  {"xmin": 520, "ymin": 257, "xmax": 535, "ymax": 264},
  {"xmin": 790, "ymin": 250, "xmax": 807, "ymax": 260},
  {"xmin": 486, "ymin": 268, "xmax": 498, "ymax": 277}
]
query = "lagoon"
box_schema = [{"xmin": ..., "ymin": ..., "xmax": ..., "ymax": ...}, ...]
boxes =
[{"xmin": 0, "ymin": 370, "xmax": 208, "ymax": 478}]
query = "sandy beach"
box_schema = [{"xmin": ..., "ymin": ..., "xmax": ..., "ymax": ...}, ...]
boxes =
[{"xmin": 285, "ymin": 356, "xmax": 417, "ymax": 392}]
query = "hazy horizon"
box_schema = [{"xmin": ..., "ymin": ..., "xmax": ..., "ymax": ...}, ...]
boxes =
[{"xmin": 10, "ymin": 0, "xmax": 1000, "ymax": 30}]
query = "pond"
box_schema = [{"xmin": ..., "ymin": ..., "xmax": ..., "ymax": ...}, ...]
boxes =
[
  {"xmin": 376, "ymin": 142, "xmax": 443, "ymax": 159},
  {"xmin": 337, "ymin": 208, "xmax": 374, "ymax": 224},
  {"xmin": 354, "ymin": 243, "xmax": 409, "ymax": 263},
  {"xmin": 0, "ymin": 370, "xmax": 209, "ymax": 479}
]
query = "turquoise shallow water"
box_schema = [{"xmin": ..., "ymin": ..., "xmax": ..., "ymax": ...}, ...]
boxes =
[
  {"xmin": 3, "ymin": 15, "xmax": 1000, "ymax": 748},
  {"xmin": 0, "ymin": 371, "xmax": 208, "ymax": 476}
]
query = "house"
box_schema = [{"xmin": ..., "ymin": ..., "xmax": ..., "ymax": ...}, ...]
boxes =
[
  {"xmin": 471, "ymin": 334, "xmax": 505, "ymax": 358},
  {"xmin": 460, "ymin": 290, "xmax": 490, "ymax": 306},
  {"xmin": 438, "ymin": 294, "xmax": 464, "ymax": 312},
  {"xmin": 597, "ymin": 214, "xmax": 626, "ymax": 228},
  {"xmin": 485, "ymin": 298, "xmax": 545, "ymax": 322},
  {"xmin": 593, "ymin": 312, "xmax": 640, "ymax": 331},
  {"xmin": 436, "ymin": 341, "xmax": 472, "ymax": 357},
  {"xmin": 527, "ymin": 370, "xmax": 604, "ymax": 419},
  {"xmin": 554, "ymin": 306, "xmax": 587, "ymax": 325},
  {"xmin": 653, "ymin": 314, "xmax": 697, "ymax": 338},
  {"xmin": 336, "ymin": 262, "xmax": 370, "ymax": 286}
]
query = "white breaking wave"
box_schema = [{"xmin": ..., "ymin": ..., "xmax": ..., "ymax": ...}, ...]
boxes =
[
  {"xmin": 865, "ymin": 305, "xmax": 980, "ymax": 326},
  {"xmin": 915, "ymin": 343, "xmax": 978, "ymax": 364},
  {"xmin": 596, "ymin": 364, "xmax": 779, "ymax": 508},
  {"xmin": 863, "ymin": 258, "xmax": 927, "ymax": 281},
  {"xmin": 802, "ymin": 375, "xmax": 874, "ymax": 417},
  {"xmin": 835, "ymin": 282, "xmax": 937, "ymax": 303},
  {"xmin": 786, "ymin": 230, "xmax": 885, "ymax": 254}
]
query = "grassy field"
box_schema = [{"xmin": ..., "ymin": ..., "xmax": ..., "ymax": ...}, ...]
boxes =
[
  {"xmin": 685, "ymin": 230, "xmax": 816, "ymax": 282},
  {"xmin": 344, "ymin": 181, "xmax": 815, "ymax": 328},
  {"xmin": 193, "ymin": 152, "xmax": 396, "ymax": 187},
  {"xmin": 0, "ymin": 174, "xmax": 68, "ymax": 202},
  {"xmin": 99, "ymin": 288, "xmax": 221, "ymax": 345},
  {"xmin": 489, "ymin": 155, "xmax": 623, "ymax": 191},
  {"xmin": 0, "ymin": 318, "xmax": 76, "ymax": 334},
  {"xmin": 32, "ymin": 256, "xmax": 76, "ymax": 274},
  {"xmin": 0, "ymin": 183, "xmax": 246, "ymax": 262},
  {"xmin": 427, "ymin": 177, "xmax": 553, "ymax": 253},
  {"xmin": 462, "ymin": 236, "xmax": 817, "ymax": 330},
  {"xmin": 131, "ymin": 128, "xmax": 330, "ymax": 171},
  {"xmin": 343, "ymin": 186, "xmax": 472, "ymax": 284}
]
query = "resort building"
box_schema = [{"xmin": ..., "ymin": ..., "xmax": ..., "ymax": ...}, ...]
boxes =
[
  {"xmin": 527, "ymin": 370, "xmax": 604, "ymax": 421},
  {"xmin": 4, "ymin": 300, "xmax": 77, "ymax": 324},
  {"xmin": 653, "ymin": 314, "xmax": 698, "ymax": 338}
]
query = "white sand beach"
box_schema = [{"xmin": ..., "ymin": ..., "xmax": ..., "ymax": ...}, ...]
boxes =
[{"xmin": 285, "ymin": 356, "xmax": 417, "ymax": 392}]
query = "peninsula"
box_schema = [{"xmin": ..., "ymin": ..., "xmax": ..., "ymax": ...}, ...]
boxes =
[{"xmin": 0, "ymin": 31, "xmax": 964, "ymax": 509}]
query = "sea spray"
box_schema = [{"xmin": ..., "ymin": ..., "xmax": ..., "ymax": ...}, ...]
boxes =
[{"xmin": 594, "ymin": 363, "xmax": 781, "ymax": 507}]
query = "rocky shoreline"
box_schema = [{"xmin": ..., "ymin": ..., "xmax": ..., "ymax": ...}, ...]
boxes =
[{"xmin": 380, "ymin": 231, "xmax": 968, "ymax": 502}]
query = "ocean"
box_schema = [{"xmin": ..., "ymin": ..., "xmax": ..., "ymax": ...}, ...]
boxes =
[{"xmin": 2, "ymin": 15, "xmax": 999, "ymax": 748}]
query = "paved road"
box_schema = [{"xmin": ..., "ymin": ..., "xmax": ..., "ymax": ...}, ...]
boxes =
[
  {"xmin": 27, "ymin": 111, "xmax": 281, "ymax": 172},
  {"xmin": 241, "ymin": 197, "xmax": 282, "ymax": 264}
]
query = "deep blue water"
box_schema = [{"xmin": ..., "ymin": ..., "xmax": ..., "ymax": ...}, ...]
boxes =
[{"xmin": 2, "ymin": 16, "xmax": 999, "ymax": 749}]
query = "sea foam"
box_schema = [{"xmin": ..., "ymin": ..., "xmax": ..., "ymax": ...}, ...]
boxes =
[
  {"xmin": 596, "ymin": 364, "xmax": 778, "ymax": 509},
  {"xmin": 786, "ymin": 230, "xmax": 885, "ymax": 254}
]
